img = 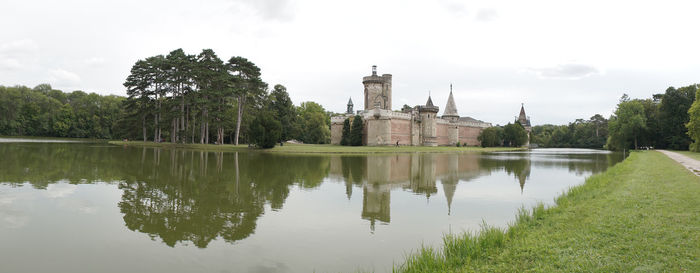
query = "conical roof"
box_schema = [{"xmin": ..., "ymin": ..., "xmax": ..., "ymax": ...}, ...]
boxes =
[
  {"xmin": 426, "ymin": 96, "xmax": 434, "ymax": 107},
  {"xmin": 519, "ymin": 103, "xmax": 527, "ymax": 120},
  {"xmin": 443, "ymin": 90, "xmax": 458, "ymax": 117},
  {"xmin": 442, "ymin": 179, "xmax": 457, "ymax": 215},
  {"xmin": 347, "ymin": 97, "xmax": 353, "ymax": 105}
]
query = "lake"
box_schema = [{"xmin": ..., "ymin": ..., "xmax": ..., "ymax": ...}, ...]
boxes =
[{"xmin": 0, "ymin": 140, "xmax": 624, "ymax": 273}]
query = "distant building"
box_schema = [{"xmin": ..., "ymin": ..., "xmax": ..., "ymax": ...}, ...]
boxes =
[
  {"xmin": 331, "ymin": 66, "xmax": 492, "ymax": 146},
  {"xmin": 517, "ymin": 103, "xmax": 532, "ymax": 147}
]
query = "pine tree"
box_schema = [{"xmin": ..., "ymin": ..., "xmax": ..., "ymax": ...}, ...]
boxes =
[
  {"xmin": 340, "ymin": 118, "xmax": 351, "ymax": 145},
  {"xmin": 350, "ymin": 115, "xmax": 363, "ymax": 146}
]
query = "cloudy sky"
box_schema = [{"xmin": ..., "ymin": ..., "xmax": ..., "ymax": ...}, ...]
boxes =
[{"xmin": 1, "ymin": 0, "xmax": 699, "ymax": 125}]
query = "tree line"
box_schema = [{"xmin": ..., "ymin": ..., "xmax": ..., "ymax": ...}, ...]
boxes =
[
  {"xmin": 0, "ymin": 48, "xmax": 332, "ymax": 146},
  {"xmin": 0, "ymin": 84, "xmax": 125, "ymax": 138}
]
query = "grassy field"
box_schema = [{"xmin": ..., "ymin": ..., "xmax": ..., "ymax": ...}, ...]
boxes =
[
  {"xmin": 396, "ymin": 151, "xmax": 700, "ymax": 272},
  {"xmin": 108, "ymin": 141, "xmax": 524, "ymax": 154}
]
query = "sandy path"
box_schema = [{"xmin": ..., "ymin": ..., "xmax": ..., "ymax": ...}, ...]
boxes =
[{"xmin": 658, "ymin": 150, "xmax": 700, "ymax": 177}]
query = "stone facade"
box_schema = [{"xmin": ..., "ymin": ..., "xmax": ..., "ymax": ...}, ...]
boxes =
[{"xmin": 331, "ymin": 66, "xmax": 492, "ymax": 146}]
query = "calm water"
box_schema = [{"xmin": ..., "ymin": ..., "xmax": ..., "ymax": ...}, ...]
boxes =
[{"xmin": 0, "ymin": 140, "xmax": 623, "ymax": 273}]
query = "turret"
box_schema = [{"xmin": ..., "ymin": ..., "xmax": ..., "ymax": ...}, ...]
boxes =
[
  {"xmin": 363, "ymin": 65, "xmax": 392, "ymax": 110},
  {"xmin": 443, "ymin": 85, "xmax": 460, "ymax": 145},
  {"xmin": 442, "ymin": 84, "xmax": 459, "ymax": 122},
  {"xmin": 419, "ymin": 95, "xmax": 439, "ymax": 146},
  {"xmin": 347, "ymin": 97, "xmax": 354, "ymax": 114}
]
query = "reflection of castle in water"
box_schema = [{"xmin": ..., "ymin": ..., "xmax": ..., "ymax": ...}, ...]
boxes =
[
  {"xmin": 0, "ymin": 143, "xmax": 623, "ymax": 245},
  {"xmin": 330, "ymin": 153, "xmax": 490, "ymax": 230}
]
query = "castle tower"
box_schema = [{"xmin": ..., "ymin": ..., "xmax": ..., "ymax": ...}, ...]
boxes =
[
  {"xmin": 347, "ymin": 97, "xmax": 354, "ymax": 114},
  {"xmin": 363, "ymin": 65, "xmax": 392, "ymax": 110},
  {"xmin": 443, "ymin": 85, "xmax": 460, "ymax": 146},
  {"xmin": 517, "ymin": 103, "xmax": 532, "ymax": 147},
  {"xmin": 419, "ymin": 95, "xmax": 439, "ymax": 146}
]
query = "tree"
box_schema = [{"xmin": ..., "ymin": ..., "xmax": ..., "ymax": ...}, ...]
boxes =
[
  {"xmin": 659, "ymin": 85, "xmax": 696, "ymax": 150},
  {"xmin": 607, "ymin": 95, "xmax": 647, "ymax": 150},
  {"xmin": 227, "ymin": 56, "xmax": 264, "ymax": 145},
  {"xmin": 297, "ymin": 102, "xmax": 331, "ymax": 144},
  {"xmin": 503, "ymin": 122, "xmax": 528, "ymax": 147},
  {"xmin": 340, "ymin": 118, "xmax": 351, "ymax": 146},
  {"xmin": 686, "ymin": 86, "xmax": 700, "ymax": 151},
  {"xmin": 477, "ymin": 126, "xmax": 503, "ymax": 147},
  {"xmin": 269, "ymin": 84, "xmax": 297, "ymax": 142},
  {"xmin": 250, "ymin": 110, "xmax": 281, "ymax": 149},
  {"xmin": 350, "ymin": 115, "xmax": 363, "ymax": 146}
]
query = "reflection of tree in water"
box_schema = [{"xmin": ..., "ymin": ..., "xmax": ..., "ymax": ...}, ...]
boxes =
[
  {"xmin": 0, "ymin": 144, "xmax": 331, "ymax": 248},
  {"xmin": 118, "ymin": 150, "xmax": 331, "ymax": 248}
]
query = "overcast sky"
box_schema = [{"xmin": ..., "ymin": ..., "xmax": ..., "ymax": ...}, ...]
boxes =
[{"xmin": 2, "ymin": 0, "xmax": 699, "ymax": 125}]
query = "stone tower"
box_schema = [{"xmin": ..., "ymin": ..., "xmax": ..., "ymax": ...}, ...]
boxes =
[
  {"xmin": 363, "ymin": 65, "xmax": 392, "ymax": 110},
  {"xmin": 419, "ymin": 95, "xmax": 439, "ymax": 146},
  {"xmin": 443, "ymin": 85, "xmax": 460, "ymax": 146},
  {"xmin": 347, "ymin": 97, "xmax": 354, "ymax": 114}
]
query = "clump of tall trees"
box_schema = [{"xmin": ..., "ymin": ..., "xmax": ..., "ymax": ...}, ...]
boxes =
[
  {"xmin": 122, "ymin": 48, "xmax": 331, "ymax": 147},
  {"xmin": 607, "ymin": 85, "xmax": 696, "ymax": 151}
]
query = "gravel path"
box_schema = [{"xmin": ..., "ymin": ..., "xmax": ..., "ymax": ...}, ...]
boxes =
[{"xmin": 658, "ymin": 150, "xmax": 700, "ymax": 177}]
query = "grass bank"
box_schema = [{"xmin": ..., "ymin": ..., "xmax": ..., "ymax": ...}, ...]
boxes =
[
  {"xmin": 108, "ymin": 141, "xmax": 524, "ymax": 154},
  {"xmin": 396, "ymin": 151, "xmax": 700, "ymax": 272}
]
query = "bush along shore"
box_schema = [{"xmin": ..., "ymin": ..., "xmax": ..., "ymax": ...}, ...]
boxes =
[
  {"xmin": 395, "ymin": 151, "xmax": 699, "ymax": 272},
  {"xmin": 108, "ymin": 141, "xmax": 525, "ymax": 154}
]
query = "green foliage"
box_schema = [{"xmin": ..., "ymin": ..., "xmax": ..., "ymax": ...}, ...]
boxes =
[
  {"xmin": 503, "ymin": 122, "xmax": 528, "ymax": 147},
  {"xmin": 0, "ymin": 85, "xmax": 125, "ymax": 139},
  {"xmin": 530, "ymin": 115, "xmax": 608, "ymax": 148},
  {"xmin": 296, "ymin": 101, "xmax": 331, "ymax": 144},
  {"xmin": 250, "ymin": 110, "xmax": 281, "ymax": 149},
  {"xmin": 269, "ymin": 84, "xmax": 298, "ymax": 141},
  {"xmin": 607, "ymin": 95, "xmax": 647, "ymax": 150},
  {"xmin": 340, "ymin": 118, "xmax": 351, "ymax": 146},
  {"xmin": 686, "ymin": 87, "xmax": 700, "ymax": 151},
  {"xmin": 659, "ymin": 86, "xmax": 696, "ymax": 150},
  {"xmin": 478, "ymin": 126, "xmax": 504, "ymax": 147},
  {"xmin": 350, "ymin": 115, "xmax": 364, "ymax": 146}
]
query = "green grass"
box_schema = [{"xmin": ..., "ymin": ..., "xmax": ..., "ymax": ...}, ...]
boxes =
[
  {"xmin": 395, "ymin": 151, "xmax": 700, "ymax": 272},
  {"xmin": 108, "ymin": 141, "xmax": 524, "ymax": 154}
]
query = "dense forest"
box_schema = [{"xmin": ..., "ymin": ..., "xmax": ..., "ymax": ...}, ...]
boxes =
[
  {"xmin": 480, "ymin": 84, "xmax": 698, "ymax": 151},
  {"xmin": 0, "ymin": 48, "xmax": 332, "ymax": 146}
]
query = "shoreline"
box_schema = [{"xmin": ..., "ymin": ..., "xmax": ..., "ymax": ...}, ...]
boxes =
[
  {"xmin": 396, "ymin": 151, "xmax": 700, "ymax": 272},
  {"xmin": 107, "ymin": 141, "xmax": 526, "ymax": 154}
]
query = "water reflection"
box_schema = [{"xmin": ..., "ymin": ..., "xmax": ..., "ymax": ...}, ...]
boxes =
[{"xmin": 0, "ymin": 143, "xmax": 623, "ymax": 249}]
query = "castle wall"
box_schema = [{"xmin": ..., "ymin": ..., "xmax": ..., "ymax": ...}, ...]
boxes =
[
  {"xmin": 436, "ymin": 123, "xmax": 449, "ymax": 146},
  {"xmin": 458, "ymin": 126, "xmax": 483, "ymax": 146},
  {"xmin": 331, "ymin": 121, "xmax": 344, "ymax": 145},
  {"xmin": 365, "ymin": 118, "xmax": 391, "ymax": 146},
  {"xmin": 390, "ymin": 119, "xmax": 411, "ymax": 145}
]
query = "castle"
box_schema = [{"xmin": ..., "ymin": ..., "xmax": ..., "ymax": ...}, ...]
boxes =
[{"xmin": 331, "ymin": 66, "xmax": 492, "ymax": 146}]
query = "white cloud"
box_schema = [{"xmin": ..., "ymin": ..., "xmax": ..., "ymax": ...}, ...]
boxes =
[
  {"xmin": 83, "ymin": 57, "xmax": 105, "ymax": 66},
  {"xmin": 525, "ymin": 64, "xmax": 600, "ymax": 80},
  {"xmin": 48, "ymin": 69, "xmax": 81, "ymax": 86},
  {"xmin": 0, "ymin": 39, "xmax": 39, "ymax": 55},
  {"xmin": 475, "ymin": 8, "xmax": 497, "ymax": 21}
]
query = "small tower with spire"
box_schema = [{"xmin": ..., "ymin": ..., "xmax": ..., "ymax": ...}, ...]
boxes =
[
  {"xmin": 443, "ymin": 84, "xmax": 459, "ymax": 122},
  {"xmin": 419, "ymin": 94, "xmax": 440, "ymax": 146},
  {"xmin": 517, "ymin": 103, "xmax": 532, "ymax": 147},
  {"xmin": 346, "ymin": 97, "xmax": 354, "ymax": 114}
]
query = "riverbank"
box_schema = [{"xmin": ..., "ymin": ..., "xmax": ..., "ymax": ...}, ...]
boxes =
[
  {"xmin": 107, "ymin": 141, "xmax": 525, "ymax": 154},
  {"xmin": 396, "ymin": 151, "xmax": 700, "ymax": 272}
]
